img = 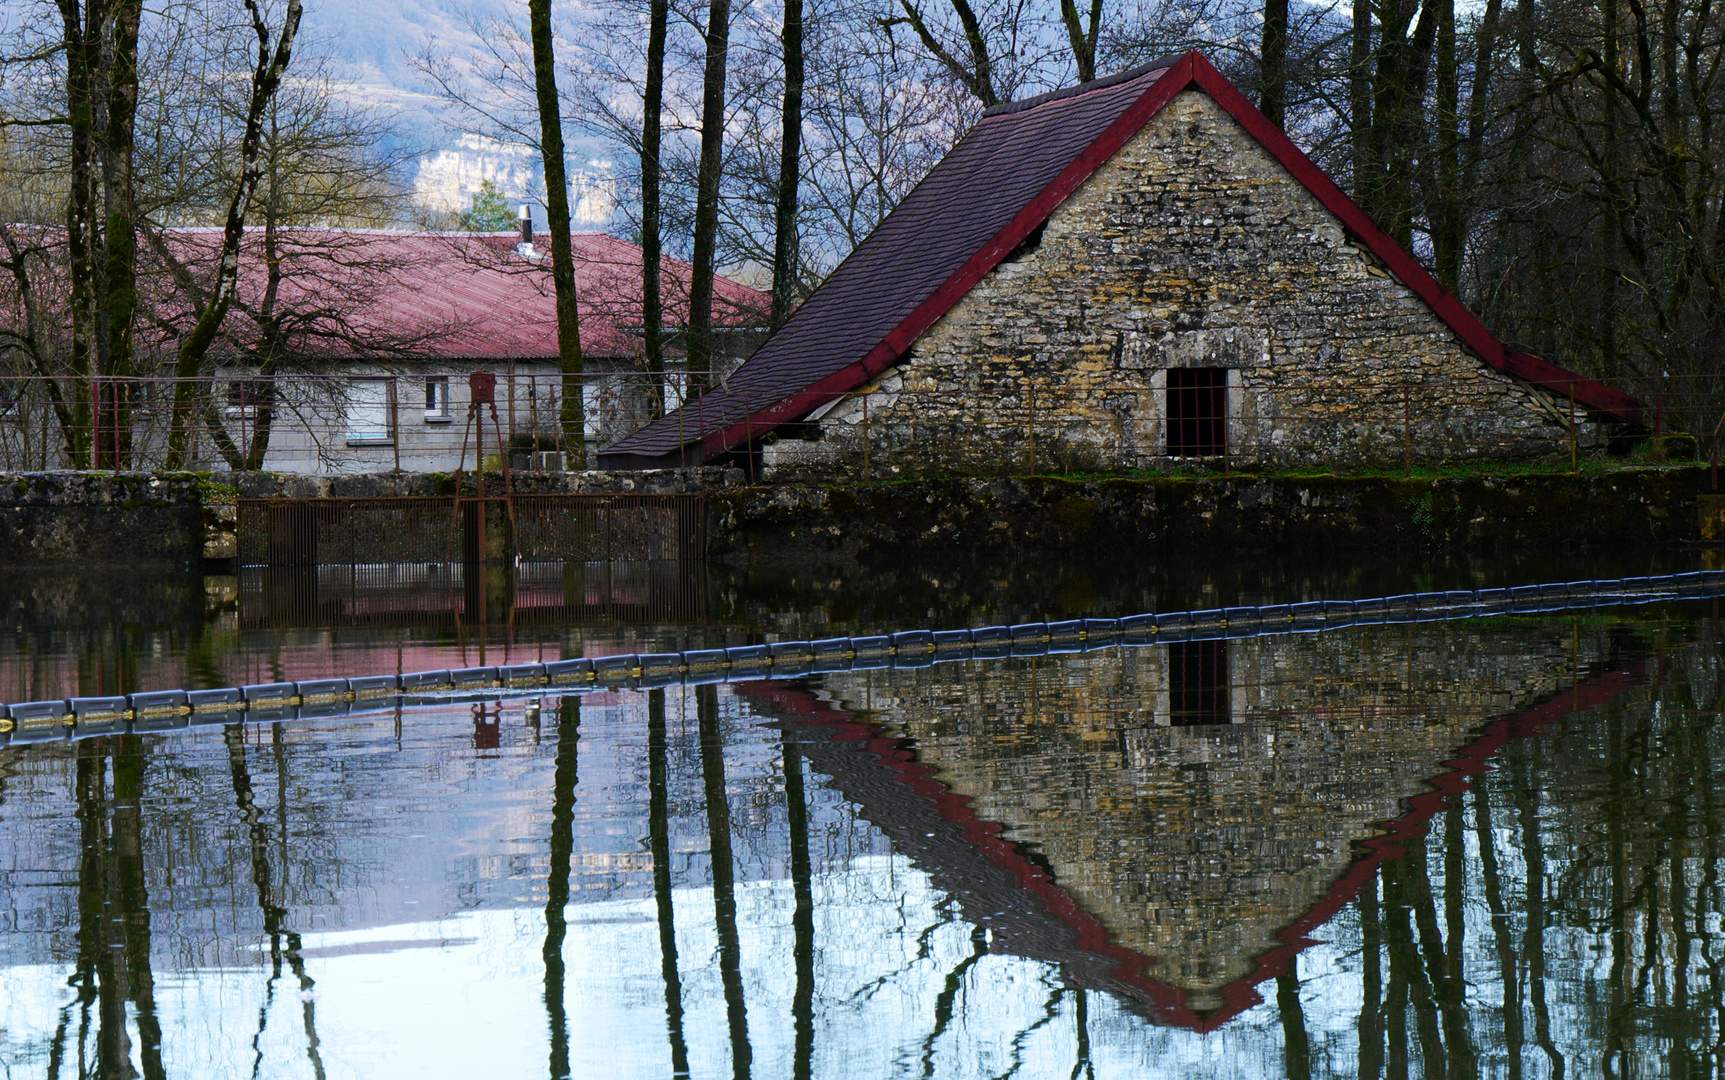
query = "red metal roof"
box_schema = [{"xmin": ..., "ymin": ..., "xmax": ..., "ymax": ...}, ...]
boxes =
[
  {"xmin": 600, "ymin": 50, "xmax": 1641, "ymax": 467},
  {"xmin": 159, "ymin": 228, "xmax": 767, "ymax": 363}
]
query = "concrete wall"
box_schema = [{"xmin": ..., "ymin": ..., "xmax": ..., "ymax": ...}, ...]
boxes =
[{"xmin": 765, "ymin": 90, "xmax": 1592, "ymax": 480}]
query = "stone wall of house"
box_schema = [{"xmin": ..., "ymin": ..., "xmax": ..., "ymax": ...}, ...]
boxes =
[
  {"xmin": 814, "ymin": 620, "xmax": 1628, "ymax": 1009},
  {"xmin": 764, "ymin": 89, "xmax": 1595, "ymax": 479}
]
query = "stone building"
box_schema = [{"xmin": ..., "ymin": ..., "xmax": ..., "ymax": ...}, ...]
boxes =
[{"xmin": 599, "ymin": 52, "xmax": 1642, "ymax": 475}]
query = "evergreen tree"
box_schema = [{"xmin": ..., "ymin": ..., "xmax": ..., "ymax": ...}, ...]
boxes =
[{"xmin": 461, "ymin": 178, "xmax": 515, "ymax": 231}]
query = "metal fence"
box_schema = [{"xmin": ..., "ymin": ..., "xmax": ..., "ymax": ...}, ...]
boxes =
[{"xmin": 0, "ymin": 369, "xmax": 1713, "ymax": 477}]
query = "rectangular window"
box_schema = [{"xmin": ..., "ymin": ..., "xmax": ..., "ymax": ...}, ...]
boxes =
[
  {"xmin": 1169, "ymin": 640, "xmax": 1230, "ymax": 725},
  {"xmin": 424, "ymin": 376, "xmax": 450, "ymax": 422},
  {"xmin": 344, "ymin": 379, "xmax": 393, "ymax": 445},
  {"xmin": 1166, "ymin": 368, "xmax": 1227, "ymax": 457},
  {"xmin": 226, "ymin": 379, "xmax": 266, "ymax": 411}
]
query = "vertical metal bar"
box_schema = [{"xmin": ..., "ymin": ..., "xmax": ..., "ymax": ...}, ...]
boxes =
[
  {"xmin": 1222, "ymin": 372, "xmax": 1230, "ymax": 476},
  {"xmin": 390, "ymin": 377, "xmax": 400, "ymax": 473}
]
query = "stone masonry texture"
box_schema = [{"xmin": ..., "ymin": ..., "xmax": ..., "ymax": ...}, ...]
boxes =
[{"xmin": 764, "ymin": 90, "xmax": 1589, "ymax": 479}]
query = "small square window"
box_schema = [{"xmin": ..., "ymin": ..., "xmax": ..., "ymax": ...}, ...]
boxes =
[
  {"xmin": 424, "ymin": 376, "xmax": 450, "ymax": 422},
  {"xmin": 1166, "ymin": 368, "xmax": 1227, "ymax": 457}
]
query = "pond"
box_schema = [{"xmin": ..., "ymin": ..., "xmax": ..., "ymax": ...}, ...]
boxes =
[{"xmin": 0, "ymin": 552, "xmax": 1720, "ymax": 1078}]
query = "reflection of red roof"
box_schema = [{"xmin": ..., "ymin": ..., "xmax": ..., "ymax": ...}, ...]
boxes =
[
  {"xmin": 603, "ymin": 50, "xmax": 1642, "ymax": 466},
  {"xmin": 742, "ymin": 662, "xmax": 1644, "ymax": 1032},
  {"xmin": 159, "ymin": 228, "xmax": 768, "ymax": 362}
]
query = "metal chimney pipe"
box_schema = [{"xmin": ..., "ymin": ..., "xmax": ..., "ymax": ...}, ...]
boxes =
[{"xmin": 518, "ymin": 204, "xmax": 532, "ymax": 243}]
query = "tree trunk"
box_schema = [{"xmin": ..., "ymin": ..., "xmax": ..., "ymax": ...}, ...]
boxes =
[
  {"xmin": 1433, "ymin": 0, "xmax": 1461, "ymax": 290},
  {"xmin": 100, "ymin": 0, "xmax": 142, "ymax": 467},
  {"xmin": 165, "ymin": 0, "xmax": 303, "ymax": 469},
  {"xmin": 1261, "ymin": 0, "xmax": 1289, "ymax": 127},
  {"xmin": 528, "ymin": 0, "xmax": 588, "ymax": 470},
  {"xmin": 57, "ymin": 0, "xmax": 96, "ymax": 463},
  {"xmin": 641, "ymin": 0, "xmax": 669, "ymax": 417},
  {"xmin": 770, "ymin": 0, "xmax": 805, "ymax": 327},
  {"xmin": 1350, "ymin": 0, "xmax": 1374, "ymax": 204},
  {"xmin": 1057, "ymin": 0, "xmax": 1102, "ymax": 84},
  {"xmin": 686, "ymin": 0, "xmax": 733, "ymax": 395}
]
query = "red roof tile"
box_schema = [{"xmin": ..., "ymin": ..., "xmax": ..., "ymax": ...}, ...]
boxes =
[
  {"xmin": 600, "ymin": 51, "xmax": 1640, "ymax": 467},
  {"xmin": 159, "ymin": 228, "xmax": 768, "ymax": 363}
]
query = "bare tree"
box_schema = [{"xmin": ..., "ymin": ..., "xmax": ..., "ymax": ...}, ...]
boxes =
[{"xmin": 528, "ymin": 0, "xmax": 588, "ymax": 468}]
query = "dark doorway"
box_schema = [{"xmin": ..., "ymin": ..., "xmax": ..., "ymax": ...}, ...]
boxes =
[
  {"xmin": 1169, "ymin": 640, "xmax": 1231, "ymax": 725},
  {"xmin": 1166, "ymin": 368, "xmax": 1228, "ymax": 457}
]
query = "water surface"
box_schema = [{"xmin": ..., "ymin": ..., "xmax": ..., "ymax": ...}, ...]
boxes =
[{"xmin": 1, "ymin": 556, "xmax": 1720, "ymax": 1078}]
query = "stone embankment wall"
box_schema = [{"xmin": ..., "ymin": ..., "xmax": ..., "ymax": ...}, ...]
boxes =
[
  {"xmin": 764, "ymin": 90, "xmax": 1592, "ymax": 480},
  {"xmin": 0, "ymin": 472, "xmax": 203, "ymax": 568},
  {"xmin": 0, "ymin": 466, "xmax": 1705, "ymax": 567},
  {"xmin": 709, "ymin": 467, "xmax": 1710, "ymax": 565}
]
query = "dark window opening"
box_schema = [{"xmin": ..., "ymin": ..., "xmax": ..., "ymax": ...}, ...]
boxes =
[
  {"xmin": 1169, "ymin": 640, "xmax": 1230, "ymax": 726},
  {"xmin": 1166, "ymin": 368, "xmax": 1227, "ymax": 457},
  {"xmin": 226, "ymin": 379, "xmax": 267, "ymax": 410}
]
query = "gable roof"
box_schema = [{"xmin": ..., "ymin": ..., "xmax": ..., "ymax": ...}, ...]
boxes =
[
  {"xmin": 600, "ymin": 51, "xmax": 1642, "ymax": 468},
  {"xmin": 147, "ymin": 228, "xmax": 767, "ymax": 363}
]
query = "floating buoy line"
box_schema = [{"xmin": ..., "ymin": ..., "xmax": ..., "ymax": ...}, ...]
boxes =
[{"xmin": 3, "ymin": 571, "xmax": 1719, "ymax": 749}]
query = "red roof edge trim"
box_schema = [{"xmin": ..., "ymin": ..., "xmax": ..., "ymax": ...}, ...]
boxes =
[
  {"xmin": 1184, "ymin": 53, "xmax": 1644, "ymax": 427},
  {"xmin": 699, "ymin": 49, "xmax": 1640, "ymax": 461},
  {"xmin": 698, "ymin": 54, "xmax": 1199, "ymax": 460}
]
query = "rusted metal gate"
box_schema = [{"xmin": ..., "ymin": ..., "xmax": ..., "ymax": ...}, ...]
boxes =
[{"xmin": 235, "ymin": 494, "xmax": 706, "ymax": 567}]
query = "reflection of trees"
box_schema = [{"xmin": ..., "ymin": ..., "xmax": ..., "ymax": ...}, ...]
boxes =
[
  {"xmin": 650, "ymin": 688, "xmax": 692, "ymax": 1078},
  {"xmin": 699, "ymin": 684, "xmax": 753, "ymax": 1080},
  {"xmin": 50, "ymin": 736, "xmax": 163, "ymax": 1080},
  {"xmin": 1343, "ymin": 625, "xmax": 1725, "ymax": 1079},
  {"xmin": 224, "ymin": 724, "xmax": 325, "ymax": 1080},
  {"xmin": 542, "ymin": 696, "xmax": 579, "ymax": 1080}
]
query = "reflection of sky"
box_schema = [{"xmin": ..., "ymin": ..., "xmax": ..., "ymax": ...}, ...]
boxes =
[{"xmin": 2, "ymin": 862, "xmax": 1328, "ymax": 1079}]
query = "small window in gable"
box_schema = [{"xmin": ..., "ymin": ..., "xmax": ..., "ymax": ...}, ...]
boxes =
[{"xmin": 1166, "ymin": 368, "xmax": 1227, "ymax": 457}]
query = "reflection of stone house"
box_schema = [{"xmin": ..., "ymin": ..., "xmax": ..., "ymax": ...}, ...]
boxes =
[
  {"xmin": 748, "ymin": 622, "xmax": 1643, "ymax": 1028},
  {"xmin": 600, "ymin": 52, "xmax": 1642, "ymax": 474}
]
